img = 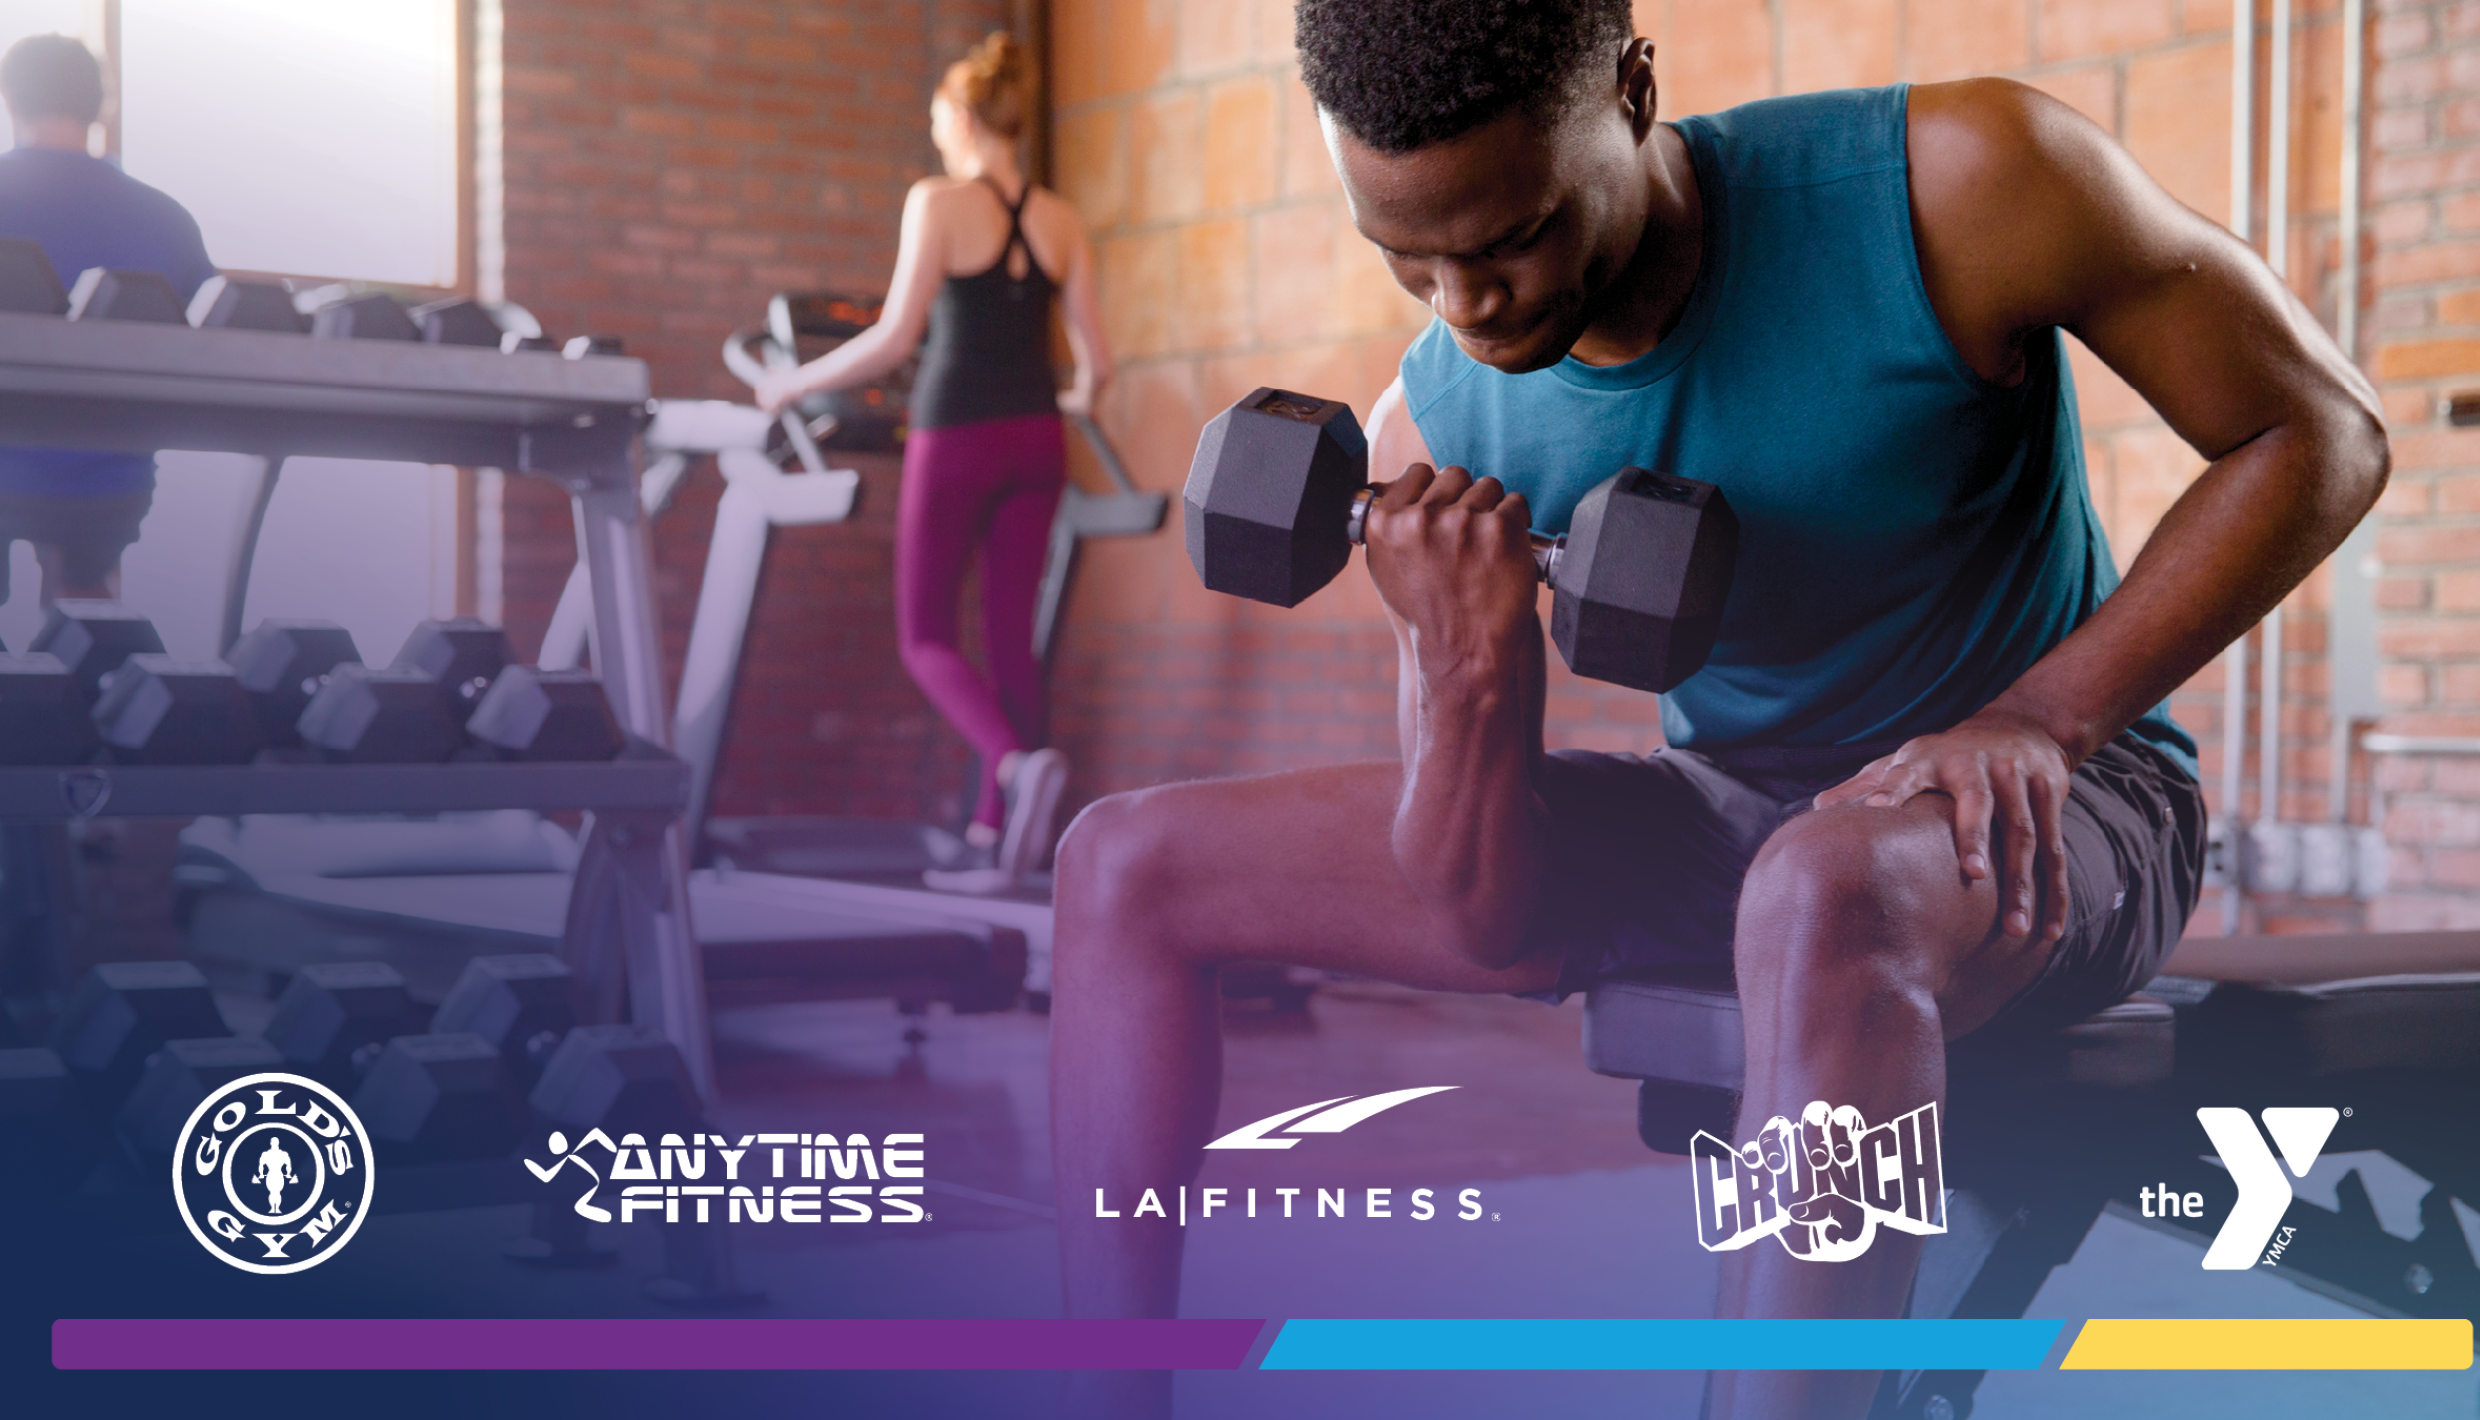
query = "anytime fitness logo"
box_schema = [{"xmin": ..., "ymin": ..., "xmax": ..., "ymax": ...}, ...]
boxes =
[
  {"xmin": 2195, "ymin": 1106, "xmax": 2339, "ymax": 1270},
  {"xmin": 173, "ymin": 1073, "xmax": 375, "ymax": 1275},
  {"xmin": 1689, "ymin": 1101, "xmax": 1946, "ymax": 1261},
  {"xmin": 524, "ymin": 1129, "xmax": 927, "ymax": 1224}
]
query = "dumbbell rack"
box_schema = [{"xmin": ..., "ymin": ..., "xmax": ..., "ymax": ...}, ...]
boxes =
[{"xmin": 0, "ymin": 310, "xmax": 718, "ymax": 1102}]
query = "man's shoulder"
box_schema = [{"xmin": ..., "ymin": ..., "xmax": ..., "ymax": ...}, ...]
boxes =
[
  {"xmin": 0, "ymin": 148, "xmax": 195, "ymax": 218},
  {"xmin": 1683, "ymin": 85, "xmax": 1911, "ymax": 190}
]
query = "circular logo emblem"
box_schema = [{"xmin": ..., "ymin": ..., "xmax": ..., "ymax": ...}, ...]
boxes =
[{"xmin": 172, "ymin": 1072, "xmax": 375, "ymax": 1274}]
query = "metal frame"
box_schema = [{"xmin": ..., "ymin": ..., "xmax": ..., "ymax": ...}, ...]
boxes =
[{"xmin": 0, "ymin": 311, "xmax": 717, "ymax": 1101}]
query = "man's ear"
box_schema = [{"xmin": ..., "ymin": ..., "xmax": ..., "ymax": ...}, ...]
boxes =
[{"xmin": 1619, "ymin": 38, "xmax": 1659, "ymax": 142}]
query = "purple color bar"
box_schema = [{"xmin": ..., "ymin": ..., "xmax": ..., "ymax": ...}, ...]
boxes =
[{"xmin": 53, "ymin": 1318, "xmax": 1270, "ymax": 1371}]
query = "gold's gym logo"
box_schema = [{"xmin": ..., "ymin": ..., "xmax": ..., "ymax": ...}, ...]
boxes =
[{"xmin": 174, "ymin": 1072, "xmax": 375, "ymax": 1274}]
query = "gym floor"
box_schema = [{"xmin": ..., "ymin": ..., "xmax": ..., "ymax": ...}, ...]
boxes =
[{"xmin": 104, "ymin": 983, "xmax": 2477, "ymax": 1420}]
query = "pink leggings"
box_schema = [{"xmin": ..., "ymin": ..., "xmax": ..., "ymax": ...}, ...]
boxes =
[{"xmin": 895, "ymin": 412, "xmax": 1067, "ymax": 830}]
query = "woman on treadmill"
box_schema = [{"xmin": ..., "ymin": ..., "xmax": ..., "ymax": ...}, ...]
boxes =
[{"xmin": 758, "ymin": 31, "xmax": 1107, "ymax": 890}]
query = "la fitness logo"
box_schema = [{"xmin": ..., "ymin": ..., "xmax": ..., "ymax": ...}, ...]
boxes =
[
  {"xmin": 1095, "ymin": 1086, "xmax": 1494, "ymax": 1224},
  {"xmin": 1689, "ymin": 1100, "xmax": 1946, "ymax": 1261},
  {"xmin": 173, "ymin": 1072, "xmax": 375, "ymax": 1274}
]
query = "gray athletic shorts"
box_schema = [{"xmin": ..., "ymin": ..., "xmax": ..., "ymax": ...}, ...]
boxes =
[{"xmin": 1525, "ymin": 731, "xmax": 2207, "ymax": 1033}]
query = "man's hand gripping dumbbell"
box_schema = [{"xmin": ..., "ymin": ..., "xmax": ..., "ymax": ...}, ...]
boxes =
[{"xmin": 1183, "ymin": 387, "xmax": 1737, "ymax": 693}]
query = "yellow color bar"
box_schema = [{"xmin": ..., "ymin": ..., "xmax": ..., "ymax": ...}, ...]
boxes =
[{"xmin": 2061, "ymin": 1319, "xmax": 2473, "ymax": 1370}]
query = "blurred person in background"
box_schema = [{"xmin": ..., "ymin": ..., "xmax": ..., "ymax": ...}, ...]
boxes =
[
  {"xmin": 759, "ymin": 31, "xmax": 1110, "ymax": 890},
  {"xmin": 0, "ymin": 33, "xmax": 214, "ymax": 604}
]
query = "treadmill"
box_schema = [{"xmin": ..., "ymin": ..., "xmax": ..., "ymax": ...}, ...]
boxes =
[
  {"xmin": 685, "ymin": 296, "xmax": 1309, "ymax": 1010},
  {"xmin": 696, "ymin": 292, "xmax": 1167, "ymax": 893}
]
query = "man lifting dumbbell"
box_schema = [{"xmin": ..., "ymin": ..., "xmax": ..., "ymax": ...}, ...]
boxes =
[{"xmin": 1048, "ymin": 4, "xmax": 2388, "ymax": 1419}]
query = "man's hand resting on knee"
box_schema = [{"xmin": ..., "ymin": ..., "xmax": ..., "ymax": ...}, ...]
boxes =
[{"xmin": 1811, "ymin": 706, "xmax": 2075, "ymax": 946}]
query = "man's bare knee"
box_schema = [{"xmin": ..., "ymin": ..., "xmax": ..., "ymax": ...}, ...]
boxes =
[
  {"xmin": 1736, "ymin": 805, "xmax": 1959, "ymax": 1006},
  {"xmin": 1054, "ymin": 787, "xmax": 1195, "ymax": 954}
]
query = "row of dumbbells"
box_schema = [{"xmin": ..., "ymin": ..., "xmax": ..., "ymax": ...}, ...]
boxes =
[
  {"xmin": 0, "ymin": 234, "xmax": 619, "ymax": 356},
  {"xmin": 0, "ymin": 605, "xmax": 623, "ymax": 766},
  {"xmin": 3, "ymin": 953, "xmax": 702, "ymax": 1196}
]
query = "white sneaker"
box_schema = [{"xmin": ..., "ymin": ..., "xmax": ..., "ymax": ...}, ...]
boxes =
[
  {"xmin": 996, "ymin": 747, "xmax": 1069, "ymax": 880},
  {"xmin": 919, "ymin": 865, "xmax": 1021, "ymax": 895}
]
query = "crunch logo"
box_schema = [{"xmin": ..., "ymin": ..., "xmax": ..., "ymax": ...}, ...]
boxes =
[{"xmin": 1689, "ymin": 1101, "xmax": 1945, "ymax": 1261}]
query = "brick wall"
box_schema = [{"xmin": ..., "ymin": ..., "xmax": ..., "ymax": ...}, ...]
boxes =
[
  {"xmin": 2360, "ymin": 0, "xmax": 2480, "ymax": 927},
  {"xmin": 1044, "ymin": 0, "xmax": 1427, "ymax": 789},
  {"xmin": 492, "ymin": 0, "xmax": 1009, "ymax": 825}
]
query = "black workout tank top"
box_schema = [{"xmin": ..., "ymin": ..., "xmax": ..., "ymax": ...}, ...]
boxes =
[{"xmin": 910, "ymin": 177, "xmax": 1060, "ymax": 430}]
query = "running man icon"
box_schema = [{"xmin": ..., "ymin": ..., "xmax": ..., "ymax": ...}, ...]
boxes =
[
  {"xmin": 522, "ymin": 1129, "xmax": 617, "ymax": 1222},
  {"xmin": 252, "ymin": 1136, "xmax": 297, "ymax": 1214}
]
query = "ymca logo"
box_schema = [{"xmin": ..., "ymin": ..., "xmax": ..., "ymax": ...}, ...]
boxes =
[
  {"xmin": 2195, "ymin": 1106, "xmax": 2339, "ymax": 1270},
  {"xmin": 173, "ymin": 1073, "xmax": 375, "ymax": 1275},
  {"xmin": 1202, "ymin": 1087, "xmax": 1458, "ymax": 1150},
  {"xmin": 1689, "ymin": 1101, "xmax": 1946, "ymax": 1261}
]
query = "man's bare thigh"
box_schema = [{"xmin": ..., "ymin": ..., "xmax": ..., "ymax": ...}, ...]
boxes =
[{"xmin": 1063, "ymin": 761, "xmax": 1565, "ymax": 996}]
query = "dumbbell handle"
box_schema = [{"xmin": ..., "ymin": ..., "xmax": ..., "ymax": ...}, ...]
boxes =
[{"xmin": 1344, "ymin": 487, "xmax": 1567, "ymax": 584}]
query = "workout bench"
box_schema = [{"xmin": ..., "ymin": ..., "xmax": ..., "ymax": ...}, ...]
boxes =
[{"xmin": 1582, "ymin": 929, "xmax": 2480, "ymax": 1419}]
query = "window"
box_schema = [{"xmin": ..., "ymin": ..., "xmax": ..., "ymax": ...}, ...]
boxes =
[
  {"xmin": 3, "ymin": 1, "xmax": 464, "ymax": 289},
  {"xmin": 119, "ymin": 0, "xmax": 462, "ymax": 288},
  {"xmin": 0, "ymin": 3, "xmax": 92, "ymax": 68}
]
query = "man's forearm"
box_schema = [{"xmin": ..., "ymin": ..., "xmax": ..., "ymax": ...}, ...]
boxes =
[
  {"xmin": 1390, "ymin": 637, "xmax": 1550, "ymax": 970},
  {"xmin": 1990, "ymin": 408, "xmax": 2388, "ymax": 764}
]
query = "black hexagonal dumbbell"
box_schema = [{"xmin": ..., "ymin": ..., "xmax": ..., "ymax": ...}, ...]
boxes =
[
  {"xmin": 290, "ymin": 616, "xmax": 516, "ymax": 763},
  {"xmin": 352, "ymin": 1032, "xmax": 529, "ymax": 1163},
  {"xmin": 392, "ymin": 616, "xmax": 512, "ymax": 723},
  {"xmin": 465, "ymin": 666, "xmax": 625, "ymax": 762},
  {"xmin": 411, "ymin": 296, "xmax": 503, "ymax": 347},
  {"xmin": 226, "ymin": 618, "xmax": 361, "ymax": 750},
  {"xmin": 48, "ymin": 960, "xmax": 231, "ymax": 1113},
  {"xmin": 430, "ymin": 953, "xmax": 577, "ymax": 1089},
  {"xmin": 91, "ymin": 655, "xmax": 265, "ymax": 764},
  {"xmin": 30, "ymin": 599, "xmax": 165, "ymax": 707},
  {"xmin": 262, "ymin": 961, "xmax": 423, "ymax": 1089},
  {"xmin": 310, "ymin": 290, "xmax": 419, "ymax": 341},
  {"xmin": 0, "ymin": 648, "xmax": 96, "ymax": 764},
  {"xmin": 116, "ymin": 1034, "xmax": 286, "ymax": 1163},
  {"xmin": 296, "ymin": 663, "xmax": 465, "ymax": 763},
  {"xmin": 186, "ymin": 275, "xmax": 306, "ymax": 333},
  {"xmin": 65, "ymin": 267, "xmax": 185, "ymax": 323},
  {"xmin": 529, "ymin": 1023, "xmax": 701, "ymax": 1140},
  {"xmin": 0, "ymin": 1047, "xmax": 103, "ymax": 1196},
  {"xmin": 1183, "ymin": 387, "xmax": 1739, "ymax": 694}
]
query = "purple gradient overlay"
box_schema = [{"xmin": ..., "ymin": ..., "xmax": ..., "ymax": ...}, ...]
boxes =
[{"xmin": 52, "ymin": 1318, "xmax": 1272, "ymax": 1371}]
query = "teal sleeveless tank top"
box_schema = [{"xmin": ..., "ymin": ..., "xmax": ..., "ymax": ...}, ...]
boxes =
[{"xmin": 1400, "ymin": 85, "xmax": 2193, "ymax": 774}]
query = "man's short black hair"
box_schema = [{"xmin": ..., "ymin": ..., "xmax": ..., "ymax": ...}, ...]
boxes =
[
  {"xmin": 1, "ymin": 34, "xmax": 105, "ymax": 126},
  {"xmin": 1296, "ymin": 0, "xmax": 1634, "ymax": 152}
]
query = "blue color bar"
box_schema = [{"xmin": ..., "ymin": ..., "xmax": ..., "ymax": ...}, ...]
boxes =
[{"xmin": 1260, "ymin": 1319, "xmax": 2067, "ymax": 1371}]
